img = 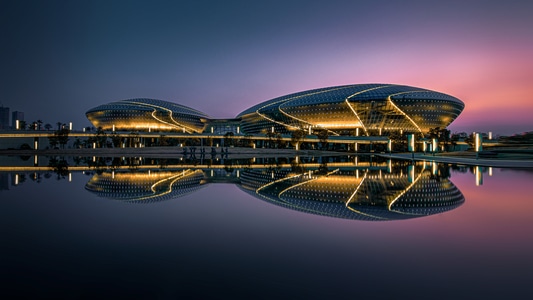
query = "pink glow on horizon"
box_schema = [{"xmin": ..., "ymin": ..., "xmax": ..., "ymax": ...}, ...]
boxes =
[{"xmin": 5, "ymin": 0, "xmax": 532, "ymax": 136}]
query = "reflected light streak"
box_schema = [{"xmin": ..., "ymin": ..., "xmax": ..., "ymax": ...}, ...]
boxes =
[{"xmin": 388, "ymin": 171, "xmax": 424, "ymax": 212}]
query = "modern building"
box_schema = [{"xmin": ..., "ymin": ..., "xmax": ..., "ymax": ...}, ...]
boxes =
[
  {"xmin": 0, "ymin": 106, "xmax": 9, "ymax": 130},
  {"xmin": 86, "ymin": 83, "xmax": 464, "ymax": 137},
  {"xmin": 237, "ymin": 84, "xmax": 464, "ymax": 136},
  {"xmin": 86, "ymin": 98, "xmax": 210, "ymax": 133}
]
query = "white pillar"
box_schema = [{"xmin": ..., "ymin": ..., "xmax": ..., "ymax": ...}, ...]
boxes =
[
  {"xmin": 407, "ymin": 134, "xmax": 415, "ymax": 152},
  {"xmin": 475, "ymin": 166, "xmax": 483, "ymax": 186},
  {"xmin": 475, "ymin": 133, "xmax": 483, "ymax": 152}
]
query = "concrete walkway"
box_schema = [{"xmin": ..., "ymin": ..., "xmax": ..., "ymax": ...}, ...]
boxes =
[{"xmin": 379, "ymin": 153, "xmax": 533, "ymax": 168}]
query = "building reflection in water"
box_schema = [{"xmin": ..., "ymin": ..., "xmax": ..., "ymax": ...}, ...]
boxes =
[
  {"xmin": 85, "ymin": 169, "xmax": 206, "ymax": 203},
  {"xmin": 84, "ymin": 158, "xmax": 465, "ymax": 221}
]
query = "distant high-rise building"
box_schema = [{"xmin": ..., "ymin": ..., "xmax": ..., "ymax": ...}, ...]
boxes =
[
  {"xmin": 12, "ymin": 111, "xmax": 24, "ymax": 129},
  {"xmin": 0, "ymin": 106, "xmax": 10, "ymax": 130}
]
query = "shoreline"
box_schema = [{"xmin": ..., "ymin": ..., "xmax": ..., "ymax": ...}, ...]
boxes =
[
  {"xmin": 379, "ymin": 152, "xmax": 533, "ymax": 168},
  {"xmin": 0, "ymin": 146, "xmax": 348, "ymax": 159},
  {"xmin": 2, "ymin": 146, "xmax": 533, "ymax": 168}
]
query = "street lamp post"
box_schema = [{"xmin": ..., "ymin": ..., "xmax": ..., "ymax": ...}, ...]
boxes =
[{"xmin": 408, "ymin": 134, "xmax": 415, "ymax": 160}]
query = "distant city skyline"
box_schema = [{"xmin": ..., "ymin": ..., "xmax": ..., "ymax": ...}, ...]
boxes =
[{"xmin": 1, "ymin": 0, "xmax": 532, "ymax": 135}]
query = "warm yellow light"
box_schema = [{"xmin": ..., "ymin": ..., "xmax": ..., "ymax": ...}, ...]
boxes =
[
  {"xmin": 475, "ymin": 166, "xmax": 483, "ymax": 186},
  {"xmin": 475, "ymin": 133, "xmax": 482, "ymax": 152}
]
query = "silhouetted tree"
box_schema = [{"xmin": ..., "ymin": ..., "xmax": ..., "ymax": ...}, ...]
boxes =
[
  {"xmin": 73, "ymin": 137, "xmax": 82, "ymax": 149},
  {"xmin": 48, "ymin": 157, "xmax": 69, "ymax": 179},
  {"xmin": 95, "ymin": 127, "xmax": 107, "ymax": 147},
  {"xmin": 110, "ymin": 132, "xmax": 122, "ymax": 148},
  {"xmin": 56, "ymin": 128, "xmax": 70, "ymax": 149},
  {"xmin": 291, "ymin": 129, "xmax": 306, "ymax": 150},
  {"xmin": 48, "ymin": 135, "xmax": 59, "ymax": 148},
  {"xmin": 426, "ymin": 127, "xmax": 451, "ymax": 151},
  {"xmin": 275, "ymin": 133, "xmax": 285, "ymax": 149},
  {"xmin": 224, "ymin": 132, "xmax": 235, "ymax": 147},
  {"xmin": 265, "ymin": 130, "xmax": 276, "ymax": 148},
  {"xmin": 389, "ymin": 131, "xmax": 407, "ymax": 152}
]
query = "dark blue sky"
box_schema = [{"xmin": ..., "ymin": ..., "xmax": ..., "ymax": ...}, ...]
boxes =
[{"xmin": 1, "ymin": 0, "xmax": 532, "ymax": 134}]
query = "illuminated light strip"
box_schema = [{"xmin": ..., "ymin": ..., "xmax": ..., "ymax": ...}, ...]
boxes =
[
  {"xmin": 274, "ymin": 170, "xmax": 364, "ymax": 219},
  {"xmin": 345, "ymin": 100, "xmax": 367, "ymax": 136},
  {"xmin": 277, "ymin": 169, "xmax": 340, "ymax": 198},
  {"xmin": 277, "ymin": 87, "xmax": 348, "ymax": 136},
  {"xmin": 255, "ymin": 173, "xmax": 304, "ymax": 194},
  {"xmin": 150, "ymin": 110, "xmax": 189, "ymax": 132},
  {"xmin": 314, "ymin": 123, "xmax": 362, "ymax": 128},
  {"xmin": 387, "ymin": 170, "xmax": 424, "ymax": 212},
  {"xmin": 345, "ymin": 171, "xmax": 368, "ymax": 205},
  {"xmin": 343, "ymin": 172, "xmax": 389, "ymax": 220},
  {"xmin": 256, "ymin": 86, "xmax": 347, "ymax": 135},
  {"xmin": 252, "ymin": 185, "xmax": 345, "ymax": 219},
  {"xmin": 386, "ymin": 91, "xmax": 424, "ymax": 134},
  {"xmin": 344, "ymin": 206, "xmax": 388, "ymax": 220},
  {"xmin": 253, "ymin": 95, "xmax": 307, "ymax": 130},
  {"xmin": 128, "ymin": 100, "xmax": 200, "ymax": 133},
  {"xmin": 133, "ymin": 169, "xmax": 203, "ymax": 201},
  {"xmin": 150, "ymin": 169, "xmax": 192, "ymax": 193},
  {"xmin": 344, "ymin": 85, "xmax": 393, "ymax": 136},
  {"xmin": 255, "ymin": 110, "xmax": 300, "ymax": 131}
]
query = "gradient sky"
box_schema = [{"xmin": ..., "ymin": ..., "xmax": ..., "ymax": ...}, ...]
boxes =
[{"xmin": 1, "ymin": 0, "xmax": 532, "ymax": 135}]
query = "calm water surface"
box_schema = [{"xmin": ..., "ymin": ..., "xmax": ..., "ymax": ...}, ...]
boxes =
[{"xmin": 1, "ymin": 155, "xmax": 532, "ymax": 299}]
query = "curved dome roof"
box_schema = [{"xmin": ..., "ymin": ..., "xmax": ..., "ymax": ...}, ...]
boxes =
[
  {"xmin": 237, "ymin": 83, "xmax": 464, "ymax": 135},
  {"xmin": 86, "ymin": 98, "xmax": 210, "ymax": 133},
  {"xmin": 237, "ymin": 84, "xmax": 463, "ymax": 116},
  {"xmin": 86, "ymin": 98, "xmax": 210, "ymax": 118}
]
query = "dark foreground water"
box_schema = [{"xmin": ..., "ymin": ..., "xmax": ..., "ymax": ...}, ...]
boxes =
[{"xmin": 1, "ymin": 155, "xmax": 532, "ymax": 299}]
